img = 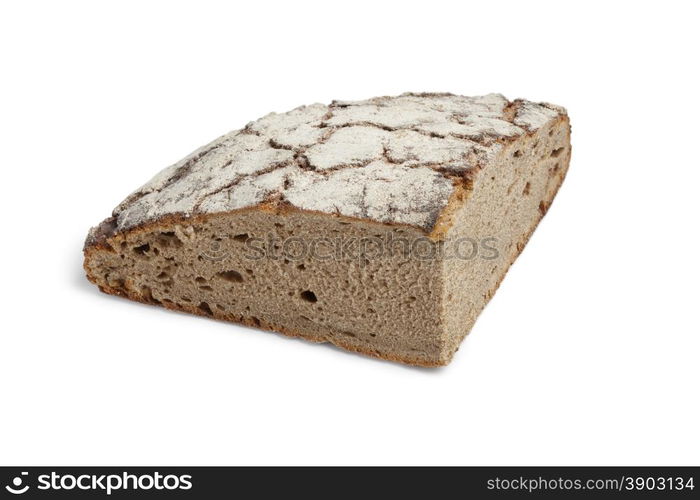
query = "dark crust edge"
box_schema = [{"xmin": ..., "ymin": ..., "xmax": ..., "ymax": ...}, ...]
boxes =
[{"xmin": 82, "ymin": 270, "xmax": 446, "ymax": 367}]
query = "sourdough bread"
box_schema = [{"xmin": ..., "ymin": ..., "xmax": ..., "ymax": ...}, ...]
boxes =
[{"xmin": 84, "ymin": 93, "xmax": 571, "ymax": 366}]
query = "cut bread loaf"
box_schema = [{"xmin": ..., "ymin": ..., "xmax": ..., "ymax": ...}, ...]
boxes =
[{"xmin": 84, "ymin": 93, "xmax": 571, "ymax": 366}]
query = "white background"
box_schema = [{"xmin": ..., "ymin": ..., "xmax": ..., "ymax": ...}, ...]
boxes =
[{"xmin": 1, "ymin": 0, "xmax": 698, "ymax": 466}]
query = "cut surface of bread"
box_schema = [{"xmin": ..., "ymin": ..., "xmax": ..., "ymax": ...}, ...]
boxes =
[{"xmin": 84, "ymin": 93, "xmax": 571, "ymax": 366}]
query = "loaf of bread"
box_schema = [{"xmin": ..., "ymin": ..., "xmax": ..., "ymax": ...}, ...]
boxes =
[{"xmin": 84, "ymin": 93, "xmax": 570, "ymax": 366}]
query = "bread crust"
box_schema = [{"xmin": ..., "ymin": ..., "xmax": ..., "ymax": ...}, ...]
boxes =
[
  {"xmin": 85, "ymin": 112, "xmax": 570, "ymax": 253},
  {"xmin": 94, "ymin": 94, "xmax": 566, "ymax": 242}
]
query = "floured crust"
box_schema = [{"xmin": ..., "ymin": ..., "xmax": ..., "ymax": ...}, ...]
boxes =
[{"xmin": 90, "ymin": 93, "xmax": 566, "ymax": 247}]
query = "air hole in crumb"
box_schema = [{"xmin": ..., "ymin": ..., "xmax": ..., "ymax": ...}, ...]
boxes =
[
  {"xmin": 300, "ymin": 290, "xmax": 317, "ymax": 303},
  {"xmin": 233, "ymin": 233, "xmax": 249, "ymax": 242},
  {"xmin": 408, "ymin": 296, "xmax": 416, "ymax": 302},
  {"xmin": 274, "ymin": 223, "xmax": 283, "ymax": 228},
  {"xmin": 297, "ymin": 263, "xmax": 306, "ymax": 270},
  {"xmin": 157, "ymin": 231, "xmax": 182, "ymax": 248},
  {"xmin": 109, "ymin": 278, "xmax": 125, "ymax": 290},
  {"xmin": 217, "ymin": 270, "xmax": 243, "ymax": 283},
  {"xmin": 195, "ymin": 276, "xmax": 206, "ymax": 283},
  {"xmin": 156, "ymin": 271, "xmax": 170, "ymax": 280},
  {"xmin": 550, "ymin": 147, "xmax": 565, "ymax": 158},
  {"xmin": 522, "ymin": 182, "xmax": 531, "ymax": 196},
  {"xmin": 141, "ymin": 286, "xmax": 159, "ymax": 304},
  {"xmin": 369, "ymin": 333, "xmax": 377, "ymax": 337},
  {"xmin": 216, "ymin": 304, "xmax": 225, "ymax": 311},
  {"xmin": 198, "ymin": 302, "xmax": 213, "ymax": 315},
  {"xmin": 513, "ymin": 150, "xmax": 522, "ymax": 158},
  {"xmin": 133, "ymin": 243, "xmax": 150, "ymax": 256},
  {"xmin": 181, "ymin": 297, "xmax": 191, "ymax": 303},
  {"xmin": 340, "ymin": 331, "xmax": 356, "ymax": 338},
  {"xmin": 250, "ymin": 316, "xmax": 261, "ymax": 327},
  {"xmin": 300, "ymin": 315, "xmax": 311, "ymax": 321},
  {"xmin": 245, "ymin": 269, "xmax": 254, "ymax": 275},
  {"xmin": 199, "ymin": 285, "xmax": 213, "ymax": 291}
]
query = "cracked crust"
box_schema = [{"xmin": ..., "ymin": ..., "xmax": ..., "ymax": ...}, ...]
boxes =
[{"xmin": 87, "ymin": 93, "xmax": 565, "ymax": 248}]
